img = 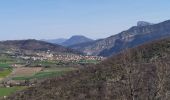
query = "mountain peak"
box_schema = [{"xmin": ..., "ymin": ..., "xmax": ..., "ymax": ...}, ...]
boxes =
[
  {"xmin": 137, "ymin": 21, "xmax": 153, "ymax": 27},
  {"xmin": 61, "ymin": 35, "xmax": 94, "ymax": 47},
  {"xmin": 69, "ymin": 35, "xmax": 91, "ymax": 40}
]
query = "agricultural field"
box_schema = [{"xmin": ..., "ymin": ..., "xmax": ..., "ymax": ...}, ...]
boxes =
[
  {"xmin": 0, "ymin": 54, "xmax": 97, "ymax": 98},
  {"xmin": 0, "ymin": 54, "xmax": 17, "ymax": 64},
  {"xmin": 0, "ymin": 63, "xmax": 78, "ymax": 99},
  {"xmin": 0, "ymin": 63, "xmax": 11, "ymax": 69},
  {"xmin": 11, "ymin": 67, "xmax": 43, "ymax": 77},
  {"xmin": 0, "ymin": 63, "xmax": 12, "ymax": 81},
  {"xmin": 28, "ymin": 59, "xmax": 100, "ymax": 67},
  {"xmin": 78, "ymin": 59, "xmax": 99, "ymax": 64},
  {"xmin": 0, "ymin": 65, "xmax": 77, "ymax": 98},
  {"xmin": 0, "ymin": 69, "xmax": 12, "ymax": 78},
  {"xmin": 27, "ymin": 60, "xmax": 59, "ymax": 67},
  {"xmin": 0, "ymin": 86, "xmax": 26, "ymax": 97},
  {"xmin": 12, "ymin": 67, "xmax": 77, "ymax": 81}
]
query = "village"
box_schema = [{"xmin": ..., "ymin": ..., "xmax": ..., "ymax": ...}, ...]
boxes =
[{"xmin": 8, "ymin": 50, "xmax": 105, "ymax": 62}]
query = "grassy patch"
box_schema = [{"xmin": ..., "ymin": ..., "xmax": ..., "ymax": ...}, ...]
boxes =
[
  {"xmin": 0, "ymin": 69, "xmax": 12, "ymax": 78},
  {"xmin": 12, "ymin": 67, "xmax": 77, "ymax": 80},
  {"xmin": 12, "ymin": 71, "xmax": 66, "ymax": 80},
  {"xmin": 0, "ymin": 86, "xmax": 26, "ymax": 97},
  {"xmin": 78, "ymin": 60, "xmax": 99, "ymax": 64},
  {"xmin": 0, "ymin": 63, "xmax": 11, "ymax": 68},
  {"xmin": 45, "ymin": 67, "xmax": 77, "ymax": 72},
  {"xmin": 12, "ymin": 71, "xmax": 65, "ymax": 80},
  {"xmin": 33, "ymin": 71, "xmax": 65, "ymax": 79},
  {"xmin": 0, "ymin": 55, "xmax": 15, "ymax": 64},
  {"xmin": 30, "ymin": 60, "xmax": 59, "ymax": 67},
  {"xmin": 12, "ymin": 77, "xmax": 30, "ymax": 80}
]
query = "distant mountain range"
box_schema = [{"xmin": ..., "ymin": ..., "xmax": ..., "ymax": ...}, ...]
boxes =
[
  {"xmin": 0, "ymin": 39, "xmax": 80, "ymax": 54},
  {"xmin": 43, "ymin": 35, "xmax": 94, "ymax": 47},
  {"xmin": 70, "ymin": 20, "xmax": 170, "ymax": 56}
]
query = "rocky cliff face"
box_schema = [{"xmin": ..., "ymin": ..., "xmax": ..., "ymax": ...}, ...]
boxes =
[{"xmin": 71, "ymin": 20, "xmax": 170, "ymax": 56}]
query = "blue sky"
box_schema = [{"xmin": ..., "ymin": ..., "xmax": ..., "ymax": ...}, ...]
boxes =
[{"xmin": 0, "ymin": 0, "xmax": 170, "ymax": 40}]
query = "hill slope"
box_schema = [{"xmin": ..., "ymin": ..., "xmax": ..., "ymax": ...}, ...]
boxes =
[
  {"xmin": 7, "ymin": 37, "xmax": 170, "ymax": 100},
  {"xmin": 71, "ymin": 20, "xmax": 170, "ymax": 56},
  {"xmin": 0, "ymin": 39, "xmax": 80, "ymax": 54},
  {"xmin": 61, "ymin": 35, "xmax": 94, "ymax": 47}
]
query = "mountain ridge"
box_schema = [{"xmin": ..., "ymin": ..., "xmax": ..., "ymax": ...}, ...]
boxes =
[
  {"xmin": 70, "ymin": 20, "xmax": 170, "ymax": 56},
  {"xmin": 0, "ymin": 39, "xmax": 81, "ymax": 54}
]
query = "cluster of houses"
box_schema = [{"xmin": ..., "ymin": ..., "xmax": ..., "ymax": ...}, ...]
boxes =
[
  {"xmin": 54, "ymin": 54, "xmax": 104, "ymax": 62},
  {"xmin": 7, "ymin": 50, "xmax": 105, "ymax": 62}
]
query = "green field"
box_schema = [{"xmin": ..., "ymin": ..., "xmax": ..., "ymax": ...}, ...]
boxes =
[
  {"xmin": 0, "ymin": 69, "xmax": 12, "ymax": 78},
  {"xmin": 0, "ymin": 63, "xmax": 11, "ymax": 68},
  {"xmin": 28, "ymin": 60, "xmax": 59, "ymax": 67},
  {"xmin": 78, "ymin": 60, "xmax": 99, "ymax": 64},
  {"xmin": 12, "ymin": 67, "xmax": 76, "ymax": 80},
  {"xmin": 0, "ymin": 86, "xmax": 26, "ymax": 97},
  {"xmin": 12, "ymin": 71, "xmax": 65, "ymax": 80},
  {"xmin": 0, "ymin": 62, "xmax": 12, "ymax": 79},
  {"xmin": 0, "ymin": 54, "xmax": 15, "ymax": 64}
]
